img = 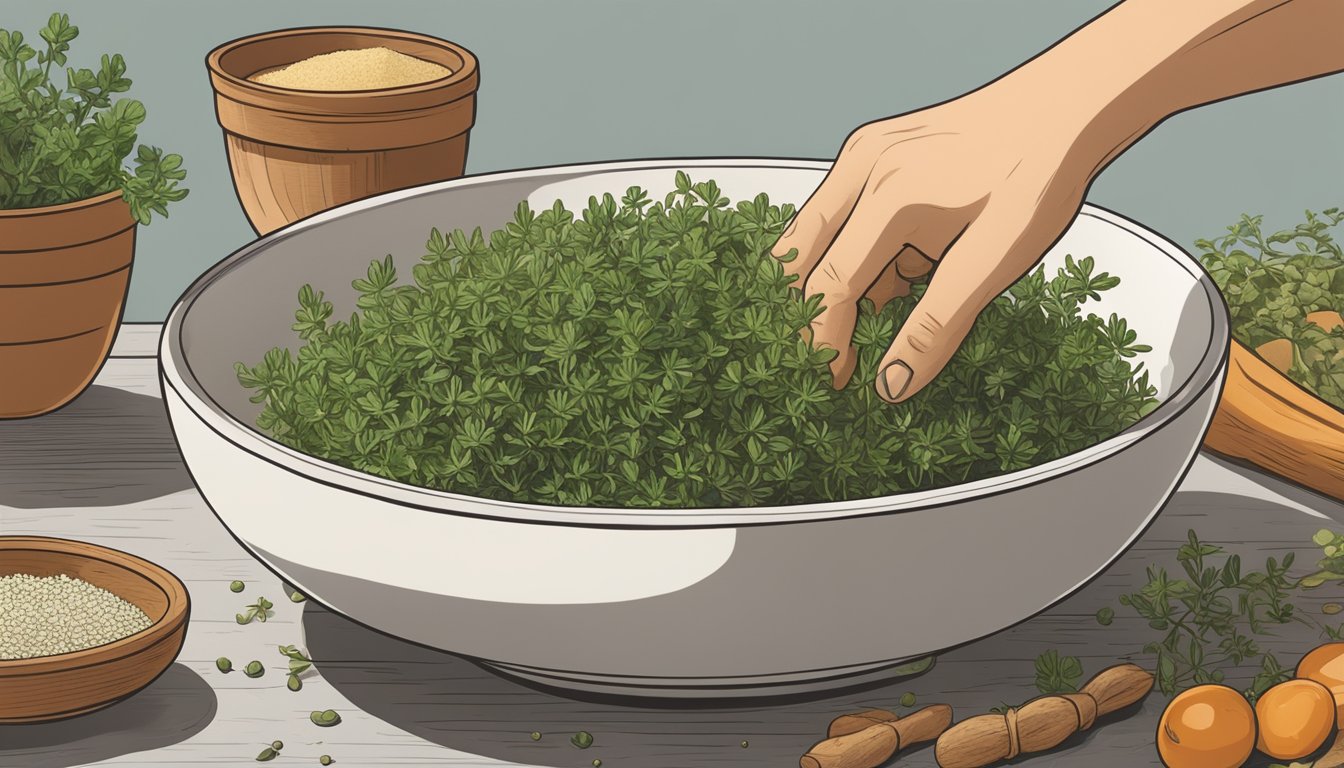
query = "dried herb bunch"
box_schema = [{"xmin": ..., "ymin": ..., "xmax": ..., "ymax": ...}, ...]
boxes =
[
  {"xmin": 1197, "ymin": 208, "xmax": 1344, "ymax": 408},
  {"xmin": 237, "ymin": 173, "xmax": 1157, "ymax": 508}
]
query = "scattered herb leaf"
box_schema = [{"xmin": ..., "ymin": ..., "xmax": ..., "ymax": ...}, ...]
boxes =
[
  {"xmin": 310, "ymin": 709, "xmax": 342, "ymax": 727},
  {"xmin": 244, "ymin": 660, "xmax": 265, "ymax": 678},
  {"xmin": 1096, "ymin": 606, "xmax": 1115, "ymax": 626},
  {"xmin": 1034, "ymin": 650, "xmax": 1084, "ymax": 695},
  {"xmin": 571, "ymin": 731, "xmax": 594, "ymax": 749},
  {"xmin": 899, "ymin": 692, "xmax": 917, "ymax": 707},
  {"xmin": 256, "ymin": 747, "xmax": 277, "ymax": 762},
  {"xmin": 215, "ymin": 657, "xmax": 233, "ymax": 673},
  {"xmin": 229, "ymin": 580, "xmax": 245, "ymax": 593}
]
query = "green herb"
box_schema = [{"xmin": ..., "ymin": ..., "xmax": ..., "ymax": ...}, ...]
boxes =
[
  {"xmin": 530, "ymin": 732, "xmax": 542, "ymax": 741},
  {"xmin": 0, "ymin": 13, "xmax": 187, "ymax": 221},
  {"xmin": 244, "ymin": 660, "xmax": 265, "ymax": 678},
  {"xmin": 256, "ymin": 746, "xmax": 277, "ymax": 762},
  {"xmin": 280, "ymin": 644, "xmax": 313, "ymax": 691},
  {"xmin": 571, "ymin": 731, "xmax": 594, "ymax": 749},
  {"xmin": 1034, "ymin": 650, "xmax": 1084, "ymax": 694},
  {"xmin": 289, "ymin": 590, "xmax": 307, "ymax": 603},
  {"xmin": 271, "ymin": 741, "xmax": 283, "ymax": 751},
  {"xmin": 592, "ymin": 760, "xmax": 602, "ymax": 768},
  {"xmin": 899, "ymin": 692, "xmax": 917, "ymax": 707},
  {"xmin": 237, "ymin": 596, "xmax": 275, "ymax": 625},
  {"xmin": 238, "ymin": 176, "xmax": 1157, "ymax": 507},
  {"xmin": 1326, "ymin": 603, "xmax": 1343, "ymax": 616},
  {"xmin": 310, "ymin": 709, "xmax": 341, "ymax": 727},
  {"xmin": 230, "ymin": 580, "xmax": 245, "ymax": 593},
  {"xmin": 320, "ymin": 757, "xmax": 333, "ymax": 766},
  {"xmin": 1118, "ymin": 529, "xmax": 1305, "ymax": 697},
  {"xmin": 1095, "ymin": 606, "xmax": 1115, "ymax": 626},
  {"xmin": 988, "ymin": 650, "xmax": 1086, "ymax": 714},
  {"xmin": 1198, "ymin": 208, "xmax": 1344, "ymax": 408},
  {"xmin": 215, "ymin": 657, "xmax": 233, "ymax": 673},
  {"xmin": 1302, "ymin": 529, "xmax": 1344, "ymax": 587},
  {"xmin": 740, "ymin": 740, "xmax": 749, "ymax": 748}
]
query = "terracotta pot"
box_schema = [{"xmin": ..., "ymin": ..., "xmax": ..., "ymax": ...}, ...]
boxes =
[
  {"xmin": 206, "ymin": 26, "xmax": 480, "ymax": 235},
  {"xmin": 0, "ymin": 191, "xmax": 135, "ymax": 419}
]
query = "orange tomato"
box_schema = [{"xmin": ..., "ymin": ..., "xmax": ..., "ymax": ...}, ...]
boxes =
[
  {"xmin": 1255, "ymin": 678, "xmax": 1335, "ymax": 759},
  {"xmin": 1157, "ymin": 685, "xmax": 1256, "ymax": 768},
  {"xmin": 1296, "ymin": 642, "xmax": 1344, "ymax": 725}
]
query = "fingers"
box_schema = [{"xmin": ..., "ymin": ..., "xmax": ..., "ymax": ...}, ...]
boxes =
[
  {"xmin": 804, "ymin": 197, "xmax": 912, "ymax": 389},
  {"xmin": 772, "ymin": 157, "xmax": 866, "ymax": 283},
  {"xmin": 864, "ymin": 260, "xmax": 910, "ymax": 314},
  {"xmin": 876, "ymin": 207, "xmax": 1048, "ymax": 403}
]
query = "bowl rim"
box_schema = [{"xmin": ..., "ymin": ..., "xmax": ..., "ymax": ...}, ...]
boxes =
[
  {"xmin": 160, "ymin": 156, "xmax": 1231, "ymax": 529},
  {"xmin": 205, "ymin": 25, "xmax": 479, "ymax": 100},
  {"xmin": 0, "ymin": 536, "xmax": 190, "ymax": 675}
]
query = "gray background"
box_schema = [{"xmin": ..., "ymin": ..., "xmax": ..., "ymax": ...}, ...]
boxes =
[{"xmin": 9, "ymin": 0, "xmax": 1342, "ymax": 321}]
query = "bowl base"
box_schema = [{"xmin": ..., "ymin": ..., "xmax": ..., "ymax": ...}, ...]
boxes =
[{"xmin": 477, "ymin": 655, "xmax": 936, "ymax": 700}]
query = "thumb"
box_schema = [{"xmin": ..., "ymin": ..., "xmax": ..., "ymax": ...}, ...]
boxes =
[{"xmin": 876, "ymin": 209, "xmax": 1049, "ymax": 403}]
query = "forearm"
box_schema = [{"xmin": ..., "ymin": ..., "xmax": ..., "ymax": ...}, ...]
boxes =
[{"xmin": 997, "ymin": 0, "xmax": 1344, "ymax": 174}]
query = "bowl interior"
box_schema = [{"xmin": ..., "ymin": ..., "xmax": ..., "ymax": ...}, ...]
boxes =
[
  {"xmin": 168, "ymin": 159, "xmax": 1225, "ymax": 521},
  {"xmin": 216, "ymin": 29, "xmax": 467, "ymax": 87}
]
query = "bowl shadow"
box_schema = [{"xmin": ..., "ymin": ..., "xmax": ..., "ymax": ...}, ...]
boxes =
[
  {"xmin": 299, "ymin": 477, "xmax": 1343, "ymax": 767},
  {"xmin": 302, "ymin": 600, "xmax": 942, "ymax": 767},
  {"xmin": 0, "ymin": 663, "xmax": 216, "ymax": 768},
  {"xmin": 0, "ymin": 385, "xmax": 193, "ymax": 508}
]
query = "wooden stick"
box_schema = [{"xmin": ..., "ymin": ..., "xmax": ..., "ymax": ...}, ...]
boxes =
[
  {"xmin": 1204, "ymin": 340, "xmax": 1344, "ymax": 501},
  {"xmin": 800, "ymin": 705, "xmax": 953, "ymax": 768},
  {"xmin": 827, "ymin": 708, "xmax": 901, "ymax": 738},
  {"xmin": 934, "ymin": 664, "xmax": 1153, "ymax": 768}
]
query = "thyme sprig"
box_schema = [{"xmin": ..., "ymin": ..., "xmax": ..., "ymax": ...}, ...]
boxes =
[{"xmin": 238, "ymin": 174, "xmax": 1157, "ymax": 507}]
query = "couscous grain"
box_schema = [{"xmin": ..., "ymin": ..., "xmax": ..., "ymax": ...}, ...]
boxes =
[
  {"xmin": 0, "ymin": 573, "xmax": 152, "ymax": 659},
  {"xmin": 250, "ymin": 47, "xmax": 451, "ymax": 91}
]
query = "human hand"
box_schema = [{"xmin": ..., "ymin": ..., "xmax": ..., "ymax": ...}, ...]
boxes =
[
  {"xmin": 773, "ymin": 0, "xmax": 1344, "ymax": 405},
  {"xmin": 772, "ymin": 84, "xmax": 1099, "ymax": 403}
]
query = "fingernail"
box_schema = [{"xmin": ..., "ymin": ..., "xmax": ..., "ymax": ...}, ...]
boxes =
[{"xmin": 879, "ymin": 361, "xmax": 913, "ymax": 403}]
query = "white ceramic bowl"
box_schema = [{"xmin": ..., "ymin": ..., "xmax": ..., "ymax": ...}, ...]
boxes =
[{"xmin": 161, "ymin": 158, "xmax": 1229, "ymax": 697}]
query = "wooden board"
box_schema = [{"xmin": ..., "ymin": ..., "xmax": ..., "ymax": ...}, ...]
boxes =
[{"xmin": 2, "ymin": 338, "xmax": 1344, "ymax": 767}]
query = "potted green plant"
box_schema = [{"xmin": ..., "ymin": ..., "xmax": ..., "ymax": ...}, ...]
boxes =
[{"xmin": 0, "ymin": 13, "xmax": 187, "ymax": 418}]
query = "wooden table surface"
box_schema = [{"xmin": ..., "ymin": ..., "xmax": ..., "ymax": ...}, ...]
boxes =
[{"xmin": 4, "ymin": 323, "xmax": 1344, "ymax": 768}]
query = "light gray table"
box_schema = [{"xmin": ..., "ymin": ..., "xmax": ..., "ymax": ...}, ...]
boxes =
[{"xmin": 3, "ymin": 323, "xmax": 1343, "ymax": 768}]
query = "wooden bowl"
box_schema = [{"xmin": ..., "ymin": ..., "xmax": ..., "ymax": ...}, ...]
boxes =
[
  {"xmin": 0, "ymin": 537, "xmax": 190, "ymax": 723},
  {"xmin": 206, "ymin": 26, "xmax": 480, "ymax": 235}
]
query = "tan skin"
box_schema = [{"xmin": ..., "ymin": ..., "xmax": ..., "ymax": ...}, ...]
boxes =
[{"xmin": 774, "ymin": 0, "xmax": 1344, "ymax": 403}]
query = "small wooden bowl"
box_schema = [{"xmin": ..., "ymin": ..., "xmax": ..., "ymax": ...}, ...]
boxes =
[
  {"xmin": 0, "ymin": 537, "xmax": 190, "ymax": 723},
  {"xmin": 206, "ymin": 26, "xmax": 480, "ymax": 235}
]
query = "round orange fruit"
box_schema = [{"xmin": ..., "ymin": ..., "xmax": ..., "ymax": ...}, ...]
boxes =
[
  {"xmin": 1255, "ymin": 678, "xmax": 1335, "ymax": 759},
  {"xmin": 1156, "ymin": 684, "xmax": 1256, "ymax": 768},
  {"xmin": 1297, "ymin": 642, "xmax": 1344, "ymax": 725}
]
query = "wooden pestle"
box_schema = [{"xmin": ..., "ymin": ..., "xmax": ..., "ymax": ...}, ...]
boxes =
[
  {"xmin": 801, "ymin": 705, "xmax": 953, "ymax": 768},
  {"xmin": 827, "ymin": 709, "xmax": 901, "ymax": 738},
  {"xmin": 1204, "ymin": 340, "xmax": 1344, "ymax": 501},
  {"xmin": 934, "ymin": 664, "xmax": 1153, "ymax": 768}
]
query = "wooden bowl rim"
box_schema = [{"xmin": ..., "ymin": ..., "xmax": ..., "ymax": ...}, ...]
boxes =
[
  {"xmin": 0, "ymin": 188, "xmax": 125, "ymax": 220},
  {"xmin": 0, "ymin": 536, "xmax": 190, "ymax": 676},
  {"xmin": 206, "ymin": 25, "xmax": 479, "ymax": 100}
]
